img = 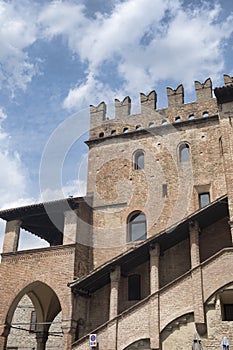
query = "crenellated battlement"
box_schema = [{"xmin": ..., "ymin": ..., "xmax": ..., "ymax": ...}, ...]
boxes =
[
  {"xmin": 140, "ymin": 90, "xmax": 157, "ymax": 112},
  {"xmin": 194, "ymin": 77, "xmax": 212, "ymax": 101},
  {"xmin": 115, "ymin": 96, "xmax": 131, "ymax": 119},
  {"xmin": 166, "ymin": 84, "xmax": 184, "ymax": 107},
  {"xmin": 223, "ymin": 74, "xmax": 233, "ymax": 86},
  {"xmin": 89, "ymin": 75, "xmax": 230, "ymax": 139}
]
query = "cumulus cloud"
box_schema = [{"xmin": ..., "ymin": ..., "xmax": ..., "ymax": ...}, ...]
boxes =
[
  {"xmin": 0, "ymin": 110, "xmax": 32, "ymax": 209},
  {"xmin": 0, "ymin": 0, "xmax": 38, "ymax": 92},
  {"xmin": 0, "ymin": 0, "xmax": 232, "ymax": 107},
  {"xmin": 38, "ymin": 0, "xmax": 233, "ymax": 108}
]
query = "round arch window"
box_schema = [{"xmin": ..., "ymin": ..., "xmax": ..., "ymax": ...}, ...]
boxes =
[
  {"xmin": 134, "ymin": 150, "xmax": 144, "ymax": 170},
  {"xmin": 179, "ymin": 143, "xmax": 190, "ymax": 162},
  {"xmin": 128, "ymin": 211, "xmax": 147, "ymax": 242}
]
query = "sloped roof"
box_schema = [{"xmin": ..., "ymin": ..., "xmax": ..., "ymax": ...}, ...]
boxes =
[
  {"xmin": 69, "ymin": 195, "xmax": 228, "ymax": 294},
  {"xmin": 0, "ymin": 196, "xmax": 89, "ymax": 245}
]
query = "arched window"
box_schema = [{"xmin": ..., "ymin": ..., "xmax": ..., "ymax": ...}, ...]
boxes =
[
  {"xmin": 99, "ymin": 132, "xmax": 104, "ymax": 137},
  {"xmin": 203, "ymin": 111, "xmax": 209, "ymax": 118},
  {"xmin": 128, "ymin": 274, "xmax": 141, "ymax": 300},
  {"xmin": 128, "ymin": 211, "xmax": 147, "ymax": 242},
  {"xmin": 148, "ymin": 122, "xmax": 154, "ymax": 128},
  {"xmin": 162, "ymin": 119, "xmax": 168, "ymax": 125},
  {"xmin": 123, "ymin": 127, "xmax": 129, "ymax": 133},
  {"xmin": 134, "ymin": 150, "xmax": 144, "ymax": 170},
  {"xmin": 188, "ymin": 114, "xmax": 195, "ymax": 120},
  {"xmin": 179, "ymin": 143, "xmax": 190, "ymax": 162},
  {"xmin": 175, "ymin": 116, "xmax": 181, "ymax": 123},
  {"xmin": 136, "ymin": 125, "xmax": 142, "ymax": 130}
]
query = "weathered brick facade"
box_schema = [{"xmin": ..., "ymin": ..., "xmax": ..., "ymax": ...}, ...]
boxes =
[{"xmin": 1, "ymin": 75, "xmax": 233, "ymax": 349}]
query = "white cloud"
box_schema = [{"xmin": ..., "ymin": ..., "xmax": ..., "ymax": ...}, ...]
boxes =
[
  {"xmin": 0, "ymin": 0, "xmax": 38, "ymax": 92},
  {"xmin": 39, "ymin": 0, "xmax": 233, "ymax": 109},
  {"xmin": 0, "ymin": 109, "xmax": 32, "ymax": 209},
  {"xmin": 40, "ymin": 179, "xmax": 86, "ymax": 202}
]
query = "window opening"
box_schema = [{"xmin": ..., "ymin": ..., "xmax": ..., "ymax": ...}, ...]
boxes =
[
  {"xmin": 134, "ymin": 151, "xmax": 144, "ymax": 170},
  {"xmin": 162, "ymin": 119, "xmax": 168, "ymax": 125},
  {"xmin": 199, "ymin": 192, "xmax": 210, "ymax": 208},
  {"xmin": 136, "ymin": 125, "xmax": 142, "ymax": 130},
  {"xmin": 128, "ymin": 212, "xmax": 147, "ymax": 242},
  {"xmin": 189, "ymin": 114, "xmax": 195, "ymax": 120},
  {"xmin": 149, "ymin": 122, "xmax": 154, "ymax": 128},
  {"xmin": 123, "ymin": 127, "xmax": 129, "ymax": 133},
  {"xmin": 162, "ymin": 184, "xmax": 167, "ymax": 197},
  {"xmin": 29, "ymin": 310, "xmax": 37, "ymax": 333},
  {"xmin": 111, "ymin": 130, "xmax": 116, "ymax": 135},
  {"xmin": 179, "ymin": 143, "xmax": 190, "ymax": 162},
  {"xmin": 219, "ymin": 137, "xmax": 223, "ymax": 156},
  {"xmin": 175, "ymin": 116, "xmax": 181, "ymax": 123},
  {"xmin": 128, "ymin": 274, "xmax": 141, "ymax": 300},
  {"xmin": 203, "ymin": 111, "xmax": 209, "ymax": 118},
  {"xmin": 99, "ymin": 132, "xmax": 104, "ymax": 137}
]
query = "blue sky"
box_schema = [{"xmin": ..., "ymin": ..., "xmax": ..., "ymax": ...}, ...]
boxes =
[{"xmin": 0, "ymin": 0, "xmax": 233, "ymax": 248}]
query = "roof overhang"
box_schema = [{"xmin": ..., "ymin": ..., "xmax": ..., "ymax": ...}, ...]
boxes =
[
  {"xmin": 69, "ymin": 195, "xmax": 228, "ymax": 294},
  {"xmin": 0, "ymin": 196, "xmax": 91, "ymax": 245}
]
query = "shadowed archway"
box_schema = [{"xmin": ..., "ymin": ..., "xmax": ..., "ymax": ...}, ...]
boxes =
[
  {"xmin": 4, "ymin": 281, "xmax": 62, "ymax": 350},
  {"xmin": 124, "ymin": 338, "xmax": 151, "ymax": 350}
]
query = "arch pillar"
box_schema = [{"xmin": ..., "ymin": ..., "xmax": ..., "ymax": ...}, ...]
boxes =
[
  {"xmin": 62, "ymin": 319, "xmax": 76, "ymax": 349},
  {"xmin": 1, "ymin": 323, "xmax": 10, "ymax": 350},
  {"xmin": 149, "ymin": 243, "xmax": 160, "ymax": 350},
  {"xmin": 36, "ymin": 331, "xmax": 48, "ymax": 350},
  {"xmin": 189, "ymin": 220, "xmax": 206, "ymax": 335},
  {"xmin": 2, "ymin": 219, "xmax": 22, "ymax": 253},
  {"xmin": 109, "ymin": 266, "xmax": 121, "ymax": 320}
]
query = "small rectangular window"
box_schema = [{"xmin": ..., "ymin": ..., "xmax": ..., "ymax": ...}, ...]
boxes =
[
  {"xmin": 30, "ymin": 310, "xmax": 37, "ymax": 333},
  {"xmin": 199, "ymin": 192, "xmax": 210, "ymax": 208},
  {"xmin": 162, "ymin": 184, "xmax": 167, "ymax": 197}
]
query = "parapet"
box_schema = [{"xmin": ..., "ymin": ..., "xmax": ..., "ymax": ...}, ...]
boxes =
[
  {"xmin": 166, "ymin": 84, "xmax": 184, "ymax": 107},
  {"xmin": 90, "ymin": 101, "xmax": 107, "ymax": 129},
  {"xmin": 194, "ymin": 78, "xmax": 212, "ymax": 101},
  {"xmin": 88, "ymin": 75, "xmax": 223, "ymax": 139},
  {"xmin": 223, "ymin": 74, "xmax": 233, "ymax": 86},
  {"xmin": 115, "ymin": 96, "xmax": 131, "ymax": 120},
  {"xmin": 140, "ymin": 91, "xmax": 157, "ymax": 113}
]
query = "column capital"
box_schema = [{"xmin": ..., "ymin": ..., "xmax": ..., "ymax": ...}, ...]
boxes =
[
  {"xmin": 110, "ymin": 265, "xmax": 121, "ymax": 283},
  {"xmin": 189, "ymin": 220, "xmax": 200, "ymax": 231},
  {"xmin": 149, "ymin": 242, "xmax": 160, "ymax": 256}
]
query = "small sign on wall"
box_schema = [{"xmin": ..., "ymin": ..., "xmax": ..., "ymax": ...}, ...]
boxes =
[{"xmin": 89, "ymin": 334, "xmax": 97, "ymax": 347}]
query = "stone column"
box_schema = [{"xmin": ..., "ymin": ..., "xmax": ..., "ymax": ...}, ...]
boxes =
[
  {"xmin": 189, "ymin": 221, "xmax": 206, "ymax": 335},
  {"xmin": 2, "ymin": 219, "xmax": 21, "ymax": 253},
  {"xmin": 0, "ymin": 323, "xmax": 10, "ymax": 350},
  {"xmin": 189, "ymin": 221, "xmax": 200, "ymax": 268},
  {"xmin": 109, "ymin": 266, "xmax": 121, "ymax": 320},
  {"xmin": 149, "ymin": 243, "xmax": 160, "ymax": 350},
  {"xmin": 36, "ymin": 331, "xmax": 48, "ymax": 350},
  {"xmin": 63, "ymin": 210, "xmax": 78, "ymax": 245},
  {"xmin": 62, "ymin": 319, "xmax": 76, "ymax": 350},
  {"xmin": 150, "ymin": 243, "xmax": 160, "ymax": 294}
]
